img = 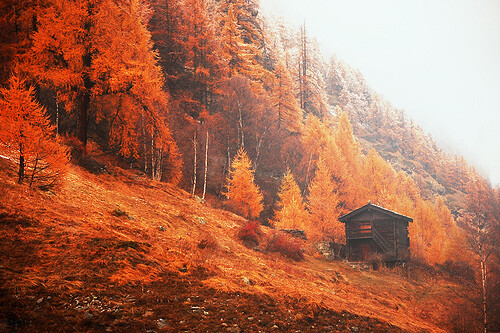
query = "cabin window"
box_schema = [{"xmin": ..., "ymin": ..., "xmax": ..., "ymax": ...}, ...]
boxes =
[
  {"xmin": 348, "ymin": 221, "xmax": 372, "ymax": 238},
  {"xmin": 358, "ymin": 222, "xmax": 371, "ymax": 234}
]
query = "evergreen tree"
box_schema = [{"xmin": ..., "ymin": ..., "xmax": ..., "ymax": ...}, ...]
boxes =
[
  {"xmin": 272, "ymin": 61, "xmax": 303, "ymax": 134},
  {"xmin": 224, "ymin": 148, "xmax": 263, "ymax": 219},
  {"xmin": 274, "ymin": 169, "xmax": 308, "ymax": 230},
  {"xmin": 27, "ymin": 0, "xmax": 181, "ymax": 183},
  {"xmin": 307, "ymin": 153, "xmax": 343, "ymax": 243},
  {"xmin": 0, "ymin": 73, "xmax": 69, "ymax": 188}
]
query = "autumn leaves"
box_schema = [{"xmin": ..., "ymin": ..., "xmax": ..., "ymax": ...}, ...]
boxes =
[{"xmin": 0, "ymin": 74, "xmax": 69, "ymax": 188}]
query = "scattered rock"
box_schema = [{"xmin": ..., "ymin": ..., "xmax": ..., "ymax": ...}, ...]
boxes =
[
  {"xmin": 84, "ymin": 312, "xmax": 93, "ymax": 319},
  {"xmin": 351, "ymin": 326, "xmax": 359, "ymax": 332},
  {"xmin": 247, "ymin": 316, "xmax": 254, "ymax": 321},
  {"xmin": 194, "ymin": 196, "xmax": 205, "ymax": 204},
  {"xmin": 194, "ymin": 216, "xmax": 206, "ymax": 225},
  {"xmin": 242, "ymin": 277, "xmax": 252, "ymax": 285},
  {"xmin": 156, "ymin": 318, "xmax": 168, "ymax": 329},
  {"xmin": 272, "ymin": 324, "xmax": 279, "ymax": 330},
  {"xmin": 179, "ymin": 265, "xmax": 187, "ymax": 273},
  {"xmin": 37, "ymin": 297, "xmax": 44, "ymax": 304},
  {"xmin": 228, "ymin": 324, "xmax": 240, "ymax": 333},
  {"xmin": 158, "ymin": 225, "xmax": 165, "ymax": 231}
]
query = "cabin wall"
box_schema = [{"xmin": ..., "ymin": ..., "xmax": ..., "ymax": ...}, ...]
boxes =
[
  {"xmin": 347, "ymin": 238, "xmax": 375, "ymax": 262},
  {"xmin": 396, "ymin": 221, "xmax": 410, "ymax": 260},
  {"xmin": 344, "ymin": 209, "xmax": 411, "ymax": 261},
  {"xmin": 345, "ymin": 220, "xmax": 371, "ymax": 239}
]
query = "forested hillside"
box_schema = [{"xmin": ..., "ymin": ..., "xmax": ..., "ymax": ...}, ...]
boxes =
[{"xmin": 1, "ymin": 0, "xmax": 499, "ymax": 331}]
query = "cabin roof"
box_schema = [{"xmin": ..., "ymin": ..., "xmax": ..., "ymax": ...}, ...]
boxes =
[{"xmin": 338, "ymin": 202, "xmax": 413, "ymax": 223}]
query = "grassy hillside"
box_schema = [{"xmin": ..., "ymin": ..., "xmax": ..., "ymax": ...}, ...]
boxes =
[{"xmin": 0, "ymin": 152, "xmax": 469, "ymax": 332}]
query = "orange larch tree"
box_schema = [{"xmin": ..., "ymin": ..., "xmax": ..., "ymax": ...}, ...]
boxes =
[
  {"xmin": 460, "ymin": 173, "xmax": 499, "ymax": 332},
  {"xmin": 218, "ymin": 0, "xmax": 266, "ymax": 83},
  {"xmin": 272, "ymin": 60, "xmax": 303, "ymax": 134},
  {"xmin": 307, "ymin": 153, "xmax": 343, "ymax": 244},
  {"xmin": 27, "ymin": 0, "xmax": 181, "ymax": 183},
  {"xmin": 333, "ymin": 109, "xmax": 363, "ymax": 210},
  {"xmin": 0, "ymin": 73, "xmax": 69, "ymax": 188},
  {"xmin": 298, "ymin": 114, "xmax": 333, "ymax": 186},
  {"xmin": 224, "ymin": 148, "xmax": 263, "ymax": 219},
  {"xmin": 360, "ymin": 148, "xmax": 397, "ymax": 208},
  {"xmin": 274, "ymin": 169, "xmax": 308, "ymax": 231}
]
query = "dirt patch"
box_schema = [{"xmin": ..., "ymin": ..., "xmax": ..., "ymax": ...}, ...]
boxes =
[{"xmin": 0, "ymin": 268, "xmax": 405, "ymax": 332}]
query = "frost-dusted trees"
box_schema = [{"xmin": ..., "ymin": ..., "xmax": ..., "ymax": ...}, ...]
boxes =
[
  {"xmin": 272, "ymin": 61, "xmax": 303, "ymax": 134},
  {"xmin": 0, "ymin": 74, "xmax": 69, "ymax": 188},
  {"xmin": 224, "ymin": 149, "xmax": 263, "ymax": 219},
  {"xmin": 461, "ymin": 174, "xmax": 499, "ymax": 333}
]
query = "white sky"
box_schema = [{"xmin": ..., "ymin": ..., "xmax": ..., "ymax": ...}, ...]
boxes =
[{"xmin": 260, "ymin": 0, "xmax": 500, "ymax": 187}]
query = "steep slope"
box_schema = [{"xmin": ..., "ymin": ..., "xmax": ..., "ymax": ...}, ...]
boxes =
[
  {"xmin": 325, "ymin": 55, "xmax": 474, "ymax": 204},
  {"xmin": 0, "ymin": 152, "xmax": 468, "ymax": 332}
]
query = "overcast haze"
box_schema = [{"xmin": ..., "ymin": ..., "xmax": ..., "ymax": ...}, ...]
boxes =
[{"xmin": 260, "ymin": 0, "xmax": 500, "ymax": 187}]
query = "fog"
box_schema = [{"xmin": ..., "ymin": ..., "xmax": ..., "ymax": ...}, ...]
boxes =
[{"xmin": 260, "ymin": 0, "xmax": 500, "ymax": 186}]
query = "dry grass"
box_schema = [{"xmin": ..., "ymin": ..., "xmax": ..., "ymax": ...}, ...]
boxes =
[{"xmin": 0, "ymin": 150, "xmax": 473, "ymax": 332}]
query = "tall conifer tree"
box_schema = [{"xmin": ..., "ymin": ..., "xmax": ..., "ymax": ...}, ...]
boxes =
[
  {"xmin": 274, "ymin": 169, "xmax": 308, "ymax": 230},
  {"xmin": 224, "ymin": 148, "xmax": 263, "ymax": 219}
]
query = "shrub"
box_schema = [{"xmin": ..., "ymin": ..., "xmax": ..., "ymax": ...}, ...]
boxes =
[
  {"xmin": 238, "ymin": 220, "xmax": 262, "ymax": 247},
  {"xmin": 439, "ymin": 260, "xmax": 475, "ymax": 282},
  {"xmin": 266, "ymin": 231, "xmax": 304, "ymax": 261}
]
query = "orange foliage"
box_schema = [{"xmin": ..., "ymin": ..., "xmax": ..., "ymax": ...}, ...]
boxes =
[
  {"xmin": 274, "ymin": 169, "xmax": 308, "ymax": 230},
  {"xmin": 238, "ymin": 220, "xmax": 263, "ymax": 246},
  {"xmin": 0, "ymin": 73, "xmax": 69, "ymax": 188},
  {"xmin": 27, "ymin": 0, "xmax": 181, "ymax": 181},
  {"xmin": 265, "ymin": 231, "xmax": 305, "ymax": 261},
  {"xmin": 307, "ymin": 154, "xmax": 344, "ymax": 243},
  {"xmin": 272, "ymin": 61, "xmax": 303, "ymax": 134},
  {"xmin": 224, "ymin": 149, "xmax": 263, "ymax": 219},
  {"xmin": 360, "ymin": 148, "xmax": 397, "ymax": 207}
]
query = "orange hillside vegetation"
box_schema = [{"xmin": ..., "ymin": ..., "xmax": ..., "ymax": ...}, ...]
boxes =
[{"xmin": 0, "ymin": 150, "xmax": 467, "ymax": 332}]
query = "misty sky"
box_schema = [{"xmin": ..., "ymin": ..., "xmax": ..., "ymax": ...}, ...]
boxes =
[{"xmin": 260, "ymin": 0, "xmax": 500, "ymax": 187}]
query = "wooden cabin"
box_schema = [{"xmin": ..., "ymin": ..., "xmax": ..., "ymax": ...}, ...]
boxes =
[{"xmin": 338, "ymin": 203, "xmax": 412, "ymax": 262}]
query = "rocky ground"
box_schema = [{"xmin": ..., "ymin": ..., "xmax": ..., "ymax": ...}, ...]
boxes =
[{"xmin": 0, "ymin": 155, "xmax": 463, "ymax": 332}]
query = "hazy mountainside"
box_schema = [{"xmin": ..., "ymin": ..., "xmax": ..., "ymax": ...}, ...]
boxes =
[
  {"xmin": 323, "ymin": 55, "xmax": 471, "ymax": 209},
  {"xmin": 1, "ymin": 1, "xmax": 499, "ymax": 331},
  {"xmin": 0, "ymin": 154, "xmax": 467, "ymax": 332}
]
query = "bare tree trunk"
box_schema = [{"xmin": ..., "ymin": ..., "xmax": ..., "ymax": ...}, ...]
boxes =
[
  {"xmin": 55, "ymin": 97, "xmax": 59, "ymax": 137},
  {"xmin": 298, "ymin": 62, "xmax": 303, "ymax": 110},
  {"xmin": 142, "ymin": 110, "xmax": 148, "ymax": 175},
  {"xmin": 202, "ymin": 129, "xmax": 209, "ymax": 200},
  {"xmin": 222, "ymin": 130, "xmax": 231, "ymax": 197},
  {"xmin": 192, "ymin": 130, "xmax": 197, "ymax": 196},
  {"xmin": 237, "ymin": 100, "xmax": 244, "ymax": 149},
  {"xmin": 29, "ymin": 154, "xmax": 39, "ymax": 187},
  {"xmin": 156, "ymin": 148, "xmax": 163, "ymax": 181},
  {"xmin": 304, "ymin": 151, "xmax": 313, "ymax": 186},
  {"xmin": 77, "ymin": 88, "xmax": 90, "ymax": 148},
  {"xmin": 151, "ymin": 132, "xmax": 155, "ymax": 180},
  {"xmin": 481, "ymin": 258, "xmax": 487, "ymax": 333},
  {"xmin": 254, "ymin": 126, "xmax": 268, "ymax": 172},
  {"xmin": 18, "ymin": 143, "xmax": 24, "ymax": 184}
]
